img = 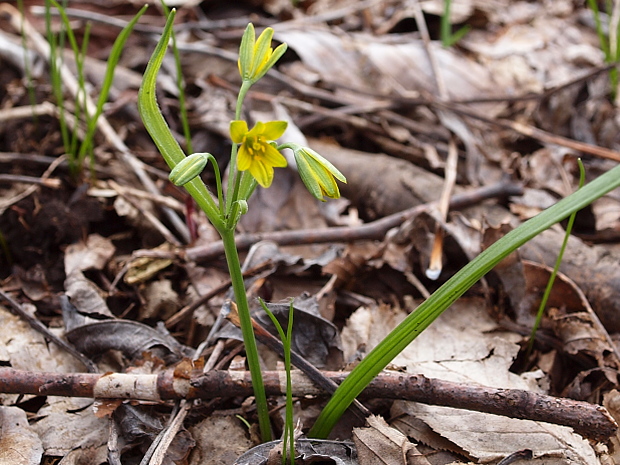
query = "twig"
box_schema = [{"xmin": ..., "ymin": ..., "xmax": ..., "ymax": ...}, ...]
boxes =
[
  {"xmin": 0, "ymin": 367, "xmax": 614, "ymax": 441},
  {"xmin": 0, "ymin": 290, "xmax": 97, "ymax": 372},
  {"xmin": 182, "ymin": 181, "xmax": 523, "ymax": 263},
  {"xmin": 411, "ymin": 0, "xmax": 446, "ymax": 98},
  {"xmin": 105, "ymin": 181, "xmax": 184, "ymax": 212},
  {"xmin": 0, "ymin": 174, "xmax": 61, "ymax": 188},
  {"xmin": 431, "ymin": 99, "xmax": 620, "ymax": 162},
  {"xmin": 108, "ymin": 180, "xmax": 181, "ymax": 247},
  {"xmin": 30, "ymin": 5, "xmax": 273, "ymax": 34},
  {"xmin": 0, "ymin": 154, "xmax": 67, "ymax": 215},
  {"xmin": 164, "ymin": 262, "xmax": 273, "ymax": 328}
]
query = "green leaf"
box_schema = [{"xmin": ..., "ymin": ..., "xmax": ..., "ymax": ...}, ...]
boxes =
[
  {"xmin": 309, "ymin": 161, "xmax": 620, "ymax": 438},
  {"xmin": 137, "ymin": 9, "xmax": 224, "ymax": 231}
]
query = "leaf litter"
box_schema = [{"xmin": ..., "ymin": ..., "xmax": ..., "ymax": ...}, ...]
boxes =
[{"xmin": 1, "ymin": 0, "xmax": 620, "ymax": 464}]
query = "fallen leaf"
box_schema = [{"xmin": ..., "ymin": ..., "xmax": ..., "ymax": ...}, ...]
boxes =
[
  {"xmin": 0, "ymin": 406, "xmax": 43, "ymax": 465},
  {"xmin": 353, "ymin": 415, "xmax": 425, "ymax": 465}
]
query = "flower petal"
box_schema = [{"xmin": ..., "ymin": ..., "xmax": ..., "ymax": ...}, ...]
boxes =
[
  {"xmin": 261, "ymin": 120, "xmax": 288, "ymax": 140},
  {"xmin": 230, "ymin": 120, "xmax": 248, "ymax": 143},
  {"xmin": 304, "ymin": 148, "xmax": 346, "ymax": 183},
  {"xmin": 295, "ymin": 153, "xmax": 323, "ymax": 200},
  {"xmin": 238, "ymin": 24, "xmax": 255, "ymax": 80},
  {"xmin": 249, "ymin": 158, "xmax": 273, "ymax": 188},
  {"xmin": 252, "ymin": 28, "xmax": 274, "ymax": 77},
  {"xmin": 262, "ymin": 144, "xmax": 287, "ymax": 168},
  {"xmin": 259, "ymin": 43, "xmax": 287, "ymax": 81},
  {"xmin": 237, "ymin": 145, "xmax": 253, "ymax": 171},
  {"xmin": 248, "ymin": 121, "xmax": 265, "ymax": 137}
]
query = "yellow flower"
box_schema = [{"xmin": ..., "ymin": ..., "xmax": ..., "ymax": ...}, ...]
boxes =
[
  {"xmin": 292, "ymin": 146, "xmax": 346, "ymax": 201},
  {"xmin": 238, "ymin": 23, "xmax": 287, "ymax": 83},
  {"xmin": 230, "ymin": 120, "xmax": 288, "ymax": 188}
]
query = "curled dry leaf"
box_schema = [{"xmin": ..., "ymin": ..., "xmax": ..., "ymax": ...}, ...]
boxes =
[
  {"xmin": 61, "ymin": 295, "xmax": 191, "ymax": 364},
  {"xmin": 523, "ymin": 260, "xmax": 619, "ymax": 372}
]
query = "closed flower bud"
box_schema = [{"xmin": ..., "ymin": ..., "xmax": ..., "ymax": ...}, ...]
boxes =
[
  {"xmin": 291, "ymin": 145, "xmax": 346, "ymax": 201},
  {"xmin": 238, "ymin": 23, "xmax": 287, "ymax": 84},
  {"xmin": 169, "ymin": 153, "xmax": 210, "ymax": 186}
]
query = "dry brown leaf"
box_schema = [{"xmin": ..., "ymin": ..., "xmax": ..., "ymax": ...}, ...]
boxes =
[
  {"xmin": 523, "ymin": 260, "xmax": 618, "ymax": 372},
  {"xmin": 139, "ymin": 278, "xmax": 179, "ymax": 321},
  {"xmin": 188, "ymin": 416, "xmax": 253, "ymax": 465},
  {"xmin": 64, "ymin": 234, "xmax": 115, "ymax": 276},
  {"xmin": 392, "ymin": 402, "xmax": 598, "ymax": 464},
  {"xmin": 353, "ymin": 415, "xmax": 428, "ymax": 465},
  {"xmin": 0, "ymin": 406, "xmax": 43, "ymax": 465},
  {"xmin": 31, "ymin": 397, "xmax": 108, "ymax": 460},
  {"xmin": 276, "ymin": 27, "xmax": 505, "ymax": 114}
]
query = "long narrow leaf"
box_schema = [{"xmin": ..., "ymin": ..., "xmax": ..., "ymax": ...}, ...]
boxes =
[
  {"xmin": 310, "ymin": 161, "xmax": 620, "ymax": 438},
  {"xmin": 159, "ymin": 0, "xmax": 193, "ymax": 154},
  {"xmin": 137, "ymin": 10, "xmax": 223, "ymax": 231}
]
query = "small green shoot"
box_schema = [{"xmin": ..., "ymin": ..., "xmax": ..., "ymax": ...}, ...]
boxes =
[
  {"xmin": 159, "ymin": 0, "xmax": 193, "ymax": 154},
  {"xmin": 78, "ymin": 5, "xmax": 148, "ymax": 176},
  {"xmin": 236, "ymin": 414, "xmax": 253, "ymax": 430},
  {"xmin": 17, "ymin": 0, "xmax": 38, "ymax": 116},
  {"xmin": 527, "ymin": 159, "xmax": 586, "ymax": 354},
  {"xmin": 587, "ymin": 0, "xmax": 620, "ymax": 97},
  {"xmin": 45, "ymin": 0, "xmax": 70, "ymax": 158},
  {"xmin": 49, "ymin": 0, "xmax": 90, "ymax": 168},
  {"xmin": 261, "ymin": 299, "xmax": 296, "ymax": 464},
  {"xmin": 441, "ymin": 0, "xmax": 470, "ymax": 47},
  {"xmin": 45, "ymin": 1, "xmax": 147, "ymax": 177}
]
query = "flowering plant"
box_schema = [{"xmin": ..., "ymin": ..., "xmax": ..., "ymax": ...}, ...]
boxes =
[{"xmin": 138, "ymin": 14, "xmax": 345, "ymax": 443}]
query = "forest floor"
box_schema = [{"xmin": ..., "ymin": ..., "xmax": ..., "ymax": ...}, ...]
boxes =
[{"xmin": 1, "ymin": 0, "xmax": 620, "ymax": 464}]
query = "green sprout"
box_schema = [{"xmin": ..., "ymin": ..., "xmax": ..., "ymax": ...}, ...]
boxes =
[
  {"xmin": 527, "ymin": 160, "xmax": 586, "ymax": 355},
  {"xmin": 261, "ymin": 299, "xmax": 296, "ymax": 464},
  {"xmin": 45, "ymin": 1, "xmax": 146, "ymax": 178},
  {"xmin": 587, "ymin": 0, "xmax": 620, "ymax": 97},
  {"xmin": 441, "ymin": 0, "xmax": 470, "ymax": 47}
]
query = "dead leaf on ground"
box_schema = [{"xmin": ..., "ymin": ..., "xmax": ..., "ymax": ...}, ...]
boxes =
[{"xmin": 0, "ymin": 406, "xmax": 43, "ymax": 465}]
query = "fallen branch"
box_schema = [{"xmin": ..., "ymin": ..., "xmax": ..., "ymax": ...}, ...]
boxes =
[
  {"xmin": 0, "ymin": 367, "xmax": 614, "ymax": 441},
  {"xmin": 180, "ymin": 181, "xmax": 523, "ymax": 262}
]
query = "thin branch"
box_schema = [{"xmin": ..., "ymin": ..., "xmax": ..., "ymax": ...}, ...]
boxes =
[
  {"xmin": 0, "ymin": 367, "xmax": 614, "ymax": 441},
  {"xmin": 0, "ymin": 290, "xmax": 97, "ymax": 372},
  {"xmin": 182, "ymin": 181, "xmax": 523, "ymax": 263}
]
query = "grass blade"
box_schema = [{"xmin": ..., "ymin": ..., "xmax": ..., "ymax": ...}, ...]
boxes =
[{"xmin": 310, "ymin": 161, "xmax": 620, "ymax": 438}]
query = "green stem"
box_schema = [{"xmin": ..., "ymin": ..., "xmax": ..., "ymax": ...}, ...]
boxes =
[
  {"xmin": 221, "ymin": 228, "xmax": 272, "ymax": 442},
  {"xmin": 527, "ymin": 160, "xmax": 586, "ymax": 354},
  {"xmin": 226, "ymin": 80, "xmax": 252, "ymax": 214}
]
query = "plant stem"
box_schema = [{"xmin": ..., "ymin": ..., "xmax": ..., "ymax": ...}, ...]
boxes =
[
  {"xmin": 220, "ymin": 228, "xmax": 272, "ymax": 442},
  {"xmin": 226, "ymin": 80, "xmax": 252, "ymax": 214}
]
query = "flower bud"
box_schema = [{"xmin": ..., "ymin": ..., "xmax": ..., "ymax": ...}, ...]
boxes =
[
  {"xmin": 291, "ymin": 145, "xmax": 346, "ymax": 201},
  {"xmin": 169, "ymin": 153, "xmax": 210, "ymax": 186}
]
